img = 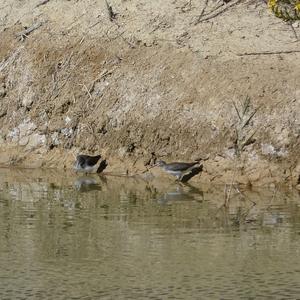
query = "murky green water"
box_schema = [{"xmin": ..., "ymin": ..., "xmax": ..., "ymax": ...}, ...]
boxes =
[{"xmin": 0, "ymin": 169, "xmax": 300, "ymax": 299}]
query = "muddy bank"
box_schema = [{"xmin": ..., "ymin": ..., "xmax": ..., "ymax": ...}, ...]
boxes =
[{"xmin": 0, "ymin": 0, "xmax": 299, "ymax": 186}]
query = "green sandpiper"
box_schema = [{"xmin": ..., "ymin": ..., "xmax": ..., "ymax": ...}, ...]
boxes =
[
  {"xmin": 74, "ymin": 154, "xmax": 101, "ymax": 173},
  {"xmin": 156, "ymin": 160, "xmax": 201, "ymax": 181}
]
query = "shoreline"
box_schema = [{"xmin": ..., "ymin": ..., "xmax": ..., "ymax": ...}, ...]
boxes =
[
  {"xmin": 0, "ymin": 1, "xmax": 299, "ymax": 189},
  {"xmin": 0, "ymin": 148, "xmax": 299, "ymax": 188}
]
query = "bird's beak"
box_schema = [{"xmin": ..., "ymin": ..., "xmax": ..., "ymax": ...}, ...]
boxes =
[{"xmin": 154, "ymin": 161, "xmax": 161, "ymax": 167}]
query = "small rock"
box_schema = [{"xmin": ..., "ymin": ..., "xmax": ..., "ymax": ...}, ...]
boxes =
[
  {"xmin": 65, "ymin": 116, "xmax": 71, "ymax": 125},
  {"xmin": 261, "ymin": 143, "xmax": 276, "ymax": 155},
  {"xmin": 224, "ymin": 148, "xmax": 236, "ymax": 159},
  {"xmin": 25, "ymin": 133, "xmax": 46, "ymax": 150},
  {"xmin": 51, "ymin": 132, "xmax": 60, "ymax": 145},
  {"xmin": 61, "ymin": 128, "xmax": 73, "ymax": 138},
  {"xmin": 19, "ymin": 136, "xmax": 29, "ymax": 146},
  {"xmin": 118, "ymin": 147, "xmax": 127, "ymax": 158},
  {"xmin": 18, "ymin": 119, "xmax": 37, "ymax": 138},
  {"xmin": 7, "ymin": 128, "xmax": 19, "ymax": 143},
  {"xmin": 22, "ymin": 96, "xmax": 33, "ymax": 108},
  {"xmin": 269, "ymin": 183, "xmax": 276, "ymax": 189}
]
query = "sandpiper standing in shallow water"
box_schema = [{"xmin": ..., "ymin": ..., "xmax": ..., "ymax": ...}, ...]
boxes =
[
  {"xmin": 74, "ymin": 154, "xmax": 101, "ymax": 174},
  {"xmin": 156, "ymin": 160, "xmax": 201, "ymax": 181}
]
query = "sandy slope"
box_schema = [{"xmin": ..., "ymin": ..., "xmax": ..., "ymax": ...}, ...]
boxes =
[{"xmin": 0, "ymin": 0, "xmax": 299, "ymax": 186}]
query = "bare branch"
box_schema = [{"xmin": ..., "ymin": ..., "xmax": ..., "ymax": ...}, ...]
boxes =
[
  {"xmin": 237, "ymin": 50, "xmax": 300, "ymax": 56},
  {"xmin": 194, "ymin": 0, "xmax": 209, "ymax": 25},
  {"xmin": 105, "ymin": 0, "xmax": 117, "ymax": 22},
  {"xmin": 36, "ymin": 0, "xmax": 50, "ymax": 8},
  {"xmin": 195, "ymin": 0, "xmax": 243, "ymax": 24},
  {"xmin": 241, "ymin": 105, "xmax": 261, "ymax": 129},
  {"xmin": 233, "ymin": 101, "xmax": 242, "ymax": 121},
  {"xmin": 16, "ymin": 22, "xmax": 43, "ymax": 41}
]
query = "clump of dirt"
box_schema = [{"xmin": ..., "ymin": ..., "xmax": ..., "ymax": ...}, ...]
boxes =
[{"xmin": 0, "ymin": 0, "xmax": 299, "ymax": 186}]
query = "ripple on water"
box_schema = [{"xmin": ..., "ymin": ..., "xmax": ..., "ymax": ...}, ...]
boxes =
[{"xmin": 0, "ymin": 169, "xmax": 300, "ymax": 299}]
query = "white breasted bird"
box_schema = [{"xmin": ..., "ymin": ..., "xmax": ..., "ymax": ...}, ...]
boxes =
[
  {"xmin": 156, "ymin": 160, "xmax": 201, "ymax": 181},
  {"xmin": 74, "ymin": 154, "xmax": 101, "ymax": 173}
]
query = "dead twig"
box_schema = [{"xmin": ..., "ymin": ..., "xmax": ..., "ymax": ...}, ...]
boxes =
[
  {"xmin": 233, "ymin": 96, "xmax": 261, "ymax": 155},
  {"xmin": 80, "ymin": 83, "xmax": 93, "ymax": 100},
  {"xmin": 50, "ymin": 52, "xmax": 75, "ymax": 98},
  {"xmin": 224, "ymin": 162, "xmax": 238, "ymax": 207},
  {"xmin": 195, "ymin": 0, "xmax": 243, "ymax": 24},
  {"xmin": 16, "ymin": 22, "xmax": 43, "ymax": 41},
  {"xmin": 234, "ymin": 201, "xmax": 257, "ymax": 225},
  {"xmin": 234, "ymin": 185, "xmax": 256, "ymax": 205},
  {"xmin": 50, "ymin": 69, "xmax": 75, "ymax": 100},
  {"xmin": 0, "ymin": 13, "xmax": 8, "ymax": 29},
  {"xmin": 266, "ymin": 187, "xmax": 277, "ymax": 210},
  {"xmin": 101, "ymin": 172, "xmax": 132, "ymax": 177},
  {"xmin": 35, "ymin": 0, "xmax": 50, "ymax": 8},
  {"xmin": 89, "ymin": 68, "xmax": 115, "ymax": 94},
  {"xmin": 193, "ymin": 3, "xmax": 224, "ymax": 25},
  {"xmin": 104, "ymin": 25, "xmax": 124, "ymax": 41},
  {"xmin": 237, "ymin": 50, "xmax": 300, "ymax": 56},
  {"xmin": 66, "ymin": 13, "xmax": 86, "ymax": 33},
  {"xmin": 289, "ymin": 23, "xmax": 299, "ymax": 41},
  {"xmin": 0, "ymin": 47, "xmax": 22, "ymax": 72},
  {"xmin": 232, "ymin": 101, "xmax": 242, "ymax": 121},
  {"xmin": 240, "ymin": 127, "xmax": 259, "ymax": 149},
  {"xmin": 241, "ymin": 105, "xmax": 260, "ymax": 129},
  {"xmin": 194, "ymin": 0, "xmax": 209, "ymax": 25},
  {"xmin": 79, "ymin": 72, "xmax": 113, "ymax": 117},
  {"xmin": 89, "ymin": 20, "xmax": 102, "ymax": 29},
  {"xmin": 120, "ymin": 35, "xmax": 137, "ymax": 48},
  {"xmin": 181, "ymin": 0, "xmax": 193, "ymax": 13},
  {"xmin": 105, "ymin": 0, "xmax": 117, "ymax": 22}
]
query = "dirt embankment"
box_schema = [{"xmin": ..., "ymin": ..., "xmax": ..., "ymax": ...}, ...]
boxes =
[{"xmin": 0, "ymin": 0, "xmax": 299, "ymax": 186}]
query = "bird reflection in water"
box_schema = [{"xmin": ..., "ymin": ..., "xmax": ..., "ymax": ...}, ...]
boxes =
[
  {"xmin": 157, "ymin": 183, "xmax": 204, "ymax": 205},
  {"xmin": 73, "ymin": 176, "xmax": 102, "ymax": 192}
]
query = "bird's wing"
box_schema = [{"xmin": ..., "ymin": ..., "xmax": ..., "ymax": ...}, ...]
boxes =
[
  {"xmin": 85, "ymin": 155, "xmax": 101, "ymax": 166},
  {"xmin": 167, "ymin": 162, "xmax": 198, "ymax": 171}
]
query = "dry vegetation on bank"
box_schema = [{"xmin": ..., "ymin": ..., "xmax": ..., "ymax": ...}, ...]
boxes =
[{"xmin": 0, "ymin": 0, "xmax": 299, "ymax": 186}]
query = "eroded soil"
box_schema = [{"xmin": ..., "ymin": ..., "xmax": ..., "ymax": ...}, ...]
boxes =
[{"xmin": 0, "ymin": 0, "xmax": 299, "ymax": 186}]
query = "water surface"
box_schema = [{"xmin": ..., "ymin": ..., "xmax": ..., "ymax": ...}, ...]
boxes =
[{"xmin": 0, "ymin": 168, "xmax": 300, "ymax": 299}]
